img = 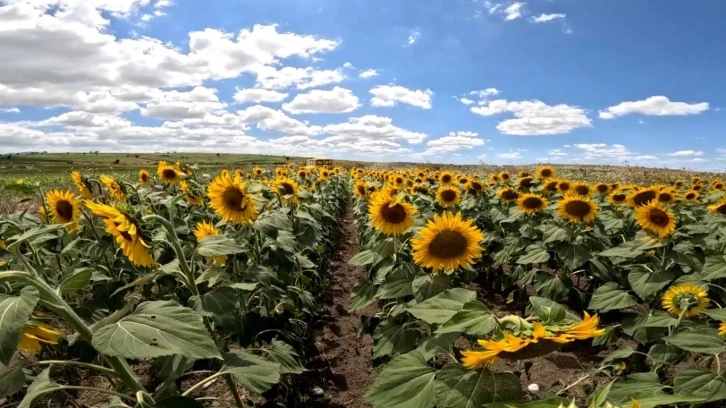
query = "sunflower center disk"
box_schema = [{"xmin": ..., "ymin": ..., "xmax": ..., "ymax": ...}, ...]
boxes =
[
  {"xmin": 119, "ymin": 230, "xmax": 133, "ymax": 242},
  {"xmin": 648, "ymin": 208, "xmax": 671, "ymax": 227},
  {"xmin": 281, "ymin": 183, "xmax": 295, "ymax": 195},
  {"xmin": 381, "ymin": 203, "xmax": 408, "ymax": 224},
  {"xmin": 162, "ymin": 169, "xmax": 177, "ymax": 179},
  {"xmin": 503, "ymin": 191, "xmax": 518, "ymax": 200},
  {"xmin": 575, "ymin": 186, "xmax": 589, "ymax": 195},
  {"xmin": 428, "ymin": 229, "xmax": 468, "ymax": 259},
  {"xmin": 441, "ymin": 175, "xmax": 451, "ymax": 183},
  {"xmin": 633, "ymin": 191, "xmax": 656, "ymax": 206},
  {"xmin": 522, "ymin": 197, "xmax": 543, "ymax": 209},
  {"xmin": 717, "ymin": 205, "xmax": 726, "ymax": 214},
  {"xmin": 565, "ymin": 200, "xmax": 591, "ymax": 218},
  {"xmin": 223, "ymin": 187, "xmax": 246, "ymax": 210},
  {"xmin": 55, "ymin": 200, "xmax": 74, "ymax": 220},
  {"xmin": 440, "ymin": 190, "xmax": 457, "ymax": 202}
]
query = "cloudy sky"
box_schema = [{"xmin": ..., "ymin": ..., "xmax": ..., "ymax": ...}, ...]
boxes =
[{"xmin": 1, "ymin": 0, "xmax": 725, "ymax": 169}]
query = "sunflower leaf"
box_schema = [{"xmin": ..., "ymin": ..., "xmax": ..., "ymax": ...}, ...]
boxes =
[
  {"xmin": 588, "ymin": 282, "xmax": 637, "ymax": 312},
  {"xmin": 665, "ymin": 328, "xmax": 726, "ymax": 354},
  {"xmin": 373, "ymin": 320, "xmax": 416, "ymax": 359},
  {"xmin": 674, "ymin": 366, "xmax": 726, "ymax": 402},
  {"xmin": 59, "ymin": 267, "xmax": 93, "ymax": 296},
  {"xmin": 701, "ymin": 255, "xmax": 726, "ymax": 281},
  {"xmin": 434, "ymin": 364, "xmax": 522, "ymax": 408},
  {"xmin": 350, "ymin": 279, "xmax": 379, "ymax": 311},
  {"xmin": 364, "ymin": 351, "xmax": 437, "ymax": 408},
  {"xmin": 412, "ymin": 273, "xmax": 451, "ymax": 302},
  {"xmin": 261, "ymin": 339, "xmax": 305, "ymax": 374},
  {"xmin": 608, "ymin": 372, "xmax": 666, "ymax": 402},
  {"xmin": 407, "ymin": 289, "xmax": 477, "ymax": 325},
  {"xmin": 253, "ymin": 211, "xmax": 292, "ymax": 239},
  {"xmin": 18, "ymin": 368, "xmax": 63, "ymax": 408},
  {"xmin": 189, "ymin": 286, "xmax": 240, "ymax": 317},
  {"xmin": 627, "ymin": 266, "xmax": 675, "ymax": 299},
  {"xmin": 436, "ymin": 301, "xmax": 497, "ymax": 336},
  {"xmin": 516, "ymin": 244, "xmax": 550, "ymax": 265},
  {"xmin": 221, "ymin": 350, "xmax": 281, "ymax": 393},
  {"xmin": 196, "ymin": 235, "xmax": 243, "ymax": 257},
  {"xmin": 0, "ymin": 286, "xmax": 40, "ymax": 366},
  {"xmin": 0, "ymin": 353, "xmax": 25, "ymax": 396}
]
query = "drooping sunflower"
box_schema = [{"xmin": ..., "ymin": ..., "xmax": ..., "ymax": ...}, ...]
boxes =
[
  {"xmin": 138, "ymin": 169, "xmax": 152, "ymax": 186},
  {"xmin": 353, "ymin": 181, "xmax": 368, "ymax": 199},
  {"xmin": 207, "ymin": 173, "xmax": 258, "ymax": 224},
  {"xmin": 85, "ymin": 201, "xmax": 157, "ymax": 267},
  {"xmin": 489, "ymin": 174, "xmax": 500, "ymax": 183},
  {"xmin": 157, "ymin": 161, "xmax": 182, "ymax": 184},
  {"xmin": 438, "ymin": 171, "xmax": 455, "ymax": 185},
  {"xmin": 536, "ymin": 166, "xmax": 555, "ymax": 180},
  {"xmin": 662, "ymin": 283, "xmax": 709, "ymax": 317},
  {"xmin": 46, "ymin": 189, "xmax": 81, "ymax": 231},
  {"xmin": 411, "ymin": 212, "xmax": 484, "ymax": 272},
  {"xmin": 466, "ymin": 179, "xmax": 485, "ymax": 195},
  {"xmin": 684, "ymin": 190, "xmax": 700, "ymax": 202},
  {"xmin": 517, "ymin": 177, "xmax": 534, "ymax": 189},
  {"xmin": 100, "ymin": 175, "xmax": 126, "ymax": 201},
  {"xmin": 411, "ymin": 184, "xmax": 431, "ymax": 196},
  {"xmin": 497, "ymin": 187, "xmax": 520, "ymax": 203},
  {"xmin": 571, "ymin": 182, "xmax": 592, "ymax": 197},
  {"xmin": 627, "ymin": 187, "xmax": 657, "ymax": 207},
  {"xmin": 594, "ymin": 183, "xmax": 610, "ymax": 195},
  {"xmin": 543, "ymin": 179, "xmax": 560, "ymax": 195},
  {"xmin": 436, "ymin": 185, "xmax": 462, "ymax": 207},
  {"xmin": 194, "ymin": 221, "xmax": 227, "ymax": 265},
  {"xmin": 180, "ymin": 181, "xmax": 203, "ymax": 206},
  {"xmin": 557, "ymin": 195, "xmax": 599, "ymax": 223},
  {"xmin": 71, "ymin": 171, "xmax": 92, "ymax": 199},
  {"xmin": 273, "ymin": 177, "xmax": 300, "ymax": 203},
  {"xmin": 634, "ymin": 200, "xmax": 676, "ymax": 237},
  {"xmin": 708, "ymin": 200, "xmax": 726, "ymax": 215},
  {"xmin": 609, "ymin": 189, "xmax": 628, "ymax": 205},
  {"xmin": 517, "ymin": 193, "xmax": 548, "ymax": 214},
  {"xmin": 368, "ymin": 193, "xmax": 417, "ymax": 236},
  {"xmin": 499, "ymin": 171, "xmax": 511, "ymax": 183},
  {"xmin": 17, "ymin": 322, "xmax": 61, "ymax": 354},
  {"xmin": 720, "ymin": 322, "xmax": 726, "ymax": 337},
  {"xmin": 557, "ymin": 180, "xmax": 572, "ymax": 194}
]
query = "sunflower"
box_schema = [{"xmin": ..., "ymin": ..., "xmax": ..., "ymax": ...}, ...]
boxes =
[
  {"xmin": 297, "ymin": 168, "xmax": 308, "ymax": 179},
  {"xmin": 543, "ymin": 180, "xmax": 560, "ymax": 195},
  {"xmin": 497, "ymin": 187, "xmax": 520, "ymax": 203},
  {"xmin": 692, "ymin": 184, "xmax": 703, "ymax": 192},
  {"xmin": 180, "ymin": 181, "xmax": 203, "ymax": 206},
  {"xmin": 518, "ymin": 171, "xmax": 530, "ymax": 178},
  {"xmin": 499, "ymin": 171, "xmax": 511, "ymax": 183},
  {"xmin": 157, "ymin": 161, "xmax": 182, "ymax": 184},
  {"xmin": 466, "ymin": 179, "xmax": 485, "ymax": 195},
  {"xmin": 662, "ymin": 283, "xmax": 709, "ymax": 317},
  {"xmin": 571, "ymin": 182, "xmax": 592, "ymax": 197},
  {"xmin": 517, "ymin": 193, "xmax": 548, "ymax": 214},
  {"xmin": 207, "ymin": 173, "xmax": 258, "ymax": 224},
  {"xmin": 557, "ymin": 195, "xmax": 599, "ymax": 223},
  {"xmin": 194, "ymin": 221, "xmax": 227, "ymax": 265},
  {"xmin": 71, "ymin": 171, "xmax": 92, "ymax": 199},
  {"xmin": 411, "ymin": 184, "xmax": 430, "ymax": 196},
  {"xmin": 17, "ymin": 322, "xmax": 61, "ymax": 354},
  {"xmin": 712, "ymin": 180, "xmax": 725, "ymax": 190},
  {"xmin": 319, "ymin": 168, "xmax": 330, "ymax": 179},
  {"xmin": 411, "ymin": 212, "xmax": 484, "ymax": 272},
  {"xmin": 720, "ymin": 322, "xmax": 726, "ymax": 337},
  {"xmin": 353, "ymin": 181, "xmax": 368, "ymax": 199},
  {"xmin": 557, "ymin": 180, "xmax": 572, "ymax": 194},
  {"xmin": 458, "ymin": 176, "xmax": 469, "ymax": 185},
  {"xmin": 392, "ymin": 174, "xmax": 405, "ymax": 186},
  {"xmin": 0, "ymin": 240, "xmax": 6, "ymax": 267},
  {"xmin": 489, "ymin": 174, "xmax": 500, "ymax": 183},
  {"xmin": 708, "ymin": 200, "xmax": 726, "ymax": 215},
  {"xmin": 367, "ymin": 184, "xmax": 378, "ymax": 194},
  {"xmin": 235, "ymin": 169, "xmax": 245, "ymax": 179},
  {"xmin": 594, "ymin": 183, "xmax": 610, "ymax": 195},
  {"xmin": 85, "ymin": 201, "xmax": 157, "ymax": 267},
  {"xmin": 438, "ymin": 171, "xmax": 455, "ymax": 185},
  {"xmin": 138, "ymin": 169, "xmax": 151, "ymax": 186},
  {"xmin": 253, "ymin": 166, "xmax": 264, "ymax": 177},
  {"xmin": 656, "ymin": 189, "xmax": 676, "ymax": 204},
  {"xmin": 609, "ymin": 189, "xmax": 628, "ymax": 205},
  {"xmin": 548, "ymin": 312, "xmax": 606, "ymax": 343},
  {"xmin": 674, "ymin": 180, "xmax": 685, "ymax": 188},
  {"xmin": 684, "ymin": 190, "xmax": 700, "ymax": 202},
  {"xmin": 368, "ymin": 193, "xmax": 417, "ymax": 236},
  {"xmin": 100, "ymin": 175, "xmax": 126, "ymax": 201},
  {"xmin": 518, "ymin": 177, "xmax": 534, "ymax": 189},
  {"xmin": 436, "ymin": 185, "xmax": 462, "ymax": 207},
  {"xmin": 273, "ymin": 177, "xmax": 300, "ymax": 203},
  {"xmin": 46, "ymin": 189, "xmax": 81, "ymax": 231},
  {"xmin": 634, "ymin": 200, "xmax": 676, "ymax": 237},
  {"xmin": 625, "ymin": 187, "xmax": 657, "ymax": 207},
  {"xmin": 536, "ymin": 166, "xmax": 555, "ymax": 179}
]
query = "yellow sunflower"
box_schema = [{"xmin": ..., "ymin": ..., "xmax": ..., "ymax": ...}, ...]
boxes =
[
  {"xmin": 411, "ymin": 212, "xmax": 484, "ymax": 272},
  {"xmin": 466, "ymin": 179, "xmax": 486, "ymax": 195},
  {"xmin": 712, "ymin": 180, "xmax": 725, "ymax": 190},
  {"xmin": 571, "ymin": 182, "xmax": 592, "ymax": 197},
  {"xmin": 609, "ymin": 189, "xmax": 628, "ymax": 205},
  {"xmin": 543, "ymin": 179, "xmax": 560, "ymax": 195},
  {"xmin": 499, "ymin": 171, "xmax": 511, "ymax": 183},
  {"xmin": 489, "ymin": 173, "xmax": 500, "ymax": 183},
  {"xmin": 458, "ymin": 176, "xmax": 469, "ymax": 185},
  {"xmin": 411, "ymin": 184, "xmax": 431, "ymax": 196},
  {"xmin": 517, "ymin": 177, "xmax": 534, "ymax": 189},
  {"xmin": 138, "ymin": 169, "xmax": 151, "ymax": 186},
  {"xmin": 674, "ymin": 180, "xmax": 685, "ymax": 188},
  {"xmin": 85, "ymin": 201, "xmax": 157, "ymax": 267},
  {"xmin": 297, "ymin": 168, "xmax": 308, "ymax": 179},
  {"xmin": 634, "ymin": 201, "xmax": 676, "ymax": 237},
  {"xmin": 207, "ymin": 173, "xmax": 258, "ymax": 224},
  {"xmin": 353, "ymin": 181, "xmax": 368, "ymax": 199},
  {"xmin": 438, "ymin": 171, "xmax": 455, "ymax": 185},
  {"xmin": 656, "ymin": 189, "xmax": 677, "ymax": 204},
  {"xmin": 627, "ymin": 187, "xmax": 657, "ymax": 207},
  {"xmin": 497, "ymin": 187, "xmax": 520, "ymax": 203},
  {"xmin": 157, "ymin": 161, "xmax": 182, "ymax": 184},
  {"xmin": 45, "ymin": 189, "xmax": 81, "ymax": 231},
  {"xmin": 17, "ymin": 322, "xmax": 61, "ymax": 354},
  {"xmin": 71, "ymin": 171, "xmax": 92, "ymax": 199},
  {"xmin": 719, "ymin": 322, "xmax": 726, "ymax": 337},
  {"xmin": 684, "ymin": 190, "xmax": 700, "ymax": 202},
  {"xmin": 273, "ymin": 177, "xmax": 300, "ymax": 203},
  {"xmin": 436, "ymin": 185, "xmax": 462, "ymax": 207},
  {"xmin": 253, "ymin": 166, "xmax": 264, "ymax": 177},
  {"xmin": 595, "ymin": 183, "xmax": 610, "ymax": 195},
  {"xmin": 536, "ymin": 166, "xmax": 555, "ymax": 179},
  {"xmin": 557, "ymin": 180, "xmax": 572, "ymax": 194},
  {"xmin": 194, "ymin": 221, "xmax": 227, "ymax": 265},
  {"xmin": 518, "ymin": 171, "xmax": 530, "ymax": 178},
  {"xmin": 708, "ymin": 200, "xmax": 726, "ymax": 215},
  {"xmin": 368, "ymin": 193, "xmax": 417, "ymax": 236},
  {"xmin": 517, "ymin": 193, "xmax": 548, "ymax": 214},
  {"xmin": 692, "ymin": 184, "xmax": 703, "ymax": 192},
  {"xmin": 557, "ymin": 195, "xmax": 599, "ymax": 223},
  {"xmin": 100, "ymin": 175, "xmax": 126, "ymax": 201},
  {"xmin": 0, "ymin": 240, "xmax": 6, "ymax": 267},
  {"xmin": 180, "ymin": 181, "xmax": 203, "ymax": 206},
  {"xmin": 662, "ymin": 283, "xmax": 709, "ymax": 317}
]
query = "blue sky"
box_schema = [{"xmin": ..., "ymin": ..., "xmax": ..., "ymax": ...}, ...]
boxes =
[{"xmin": 1, "ymin": 0, "xmax": 725, "ymax": 170}]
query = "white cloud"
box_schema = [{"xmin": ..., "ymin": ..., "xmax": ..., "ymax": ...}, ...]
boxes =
[
  {"xmin": 635, "ymin": 155, "xmax": 657, "ymax": 160},
  {"xmin": 531, "ymin": 13, "xmax": 565, "ymax": 23},
  {"xmin": 233, "ymin": 88, "xmax": 288, "ymax": 104},
  {"xmin": 503, "ymin": 3, "xmax": 524, "ymax": 20},
  {"xmin": 140, "ymin": 86, "xmax": 225, "ymax": 120},
  {"xmin": 407, "ymin": 30, "xmax": 421, "ymax": 45},
  {"xmin": 460, "ymin": 97, "xmax": 475, "ymax": 105},
  {"xmin": 573, "ymin": 143, "xmax": 632, "ymax": 160},
  {"xmin": 470, "ymin": 88, "xmax": 500, "ymax": 98},
  {"xmin": 282, "ymin": 87, "xmax": 360, "ymax": 114},
  {"xmin": 667, "ymin": 150, "xmax": 704, "ymax": 157},
  {"xmin": 342, "ymin": 62, "xmax": 353, "ymax": 68},
  {"xmin": 412, "ymin": 131, "xmax": 485, "ymax": 158},
  {"xmin": 471, "ymin": 99, "xmax": 592, "ymax": 135},
  {"xmin": 370, "ymin": 85, "xmax": 433, "ymax": 109},
  {"xmin": 499, "ymin": 151, "xmax": 523, "ymax": 159},
  {"xmin": 253, "ymin": 66, "xmax": 346, "ymax": 90},
  {"xmin": 321, "ymin": 115, "xmax": 426, "ymax": 144},
  {"xmin": 548, "ymin": 149, "xmax": 567, "ymax": 156},
  {"xmin": 0, "ymin": 107, "xmax": 20, "ymax": 113},
  {"xmin": 599, "ymin": 96, "xmax": 709, "ymax": 119},
  {"xmin": 359, "ymin": 69, "xmax": 378, "ymax": 78}
]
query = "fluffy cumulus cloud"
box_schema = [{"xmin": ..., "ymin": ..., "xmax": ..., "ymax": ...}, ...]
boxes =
[
  {"xmin": 282, "ymin": 87, "xmax": 360, "ymax": 114},
  {"xmin": 233, "ymin": 88, "xmax": 288, "ymax": 104},
  {"xmin": 599, "ymin": 96, "xmax": 710, "ymax": 119},
  {"xmin": 471, "ymin": 99, "xmax": 592, "ymax": 135},
  {"xmin": 413, "ymin": 131, "xmax": 485, "ymax": 158},
  {"xmin": 503, "ymin": 3, "xmax": 524, "ymax": 20},
  {"xmin": 370, "ymin": 85, "xmax": 433, "ymax": 109},
  {"xmin": 499, "ymin": 151, "xmax": 523, "ymax": 159},
  {"xmin": 668, "ymin": 150, "xmax": 704, "ymax": 157},
  {"xmin": 359, "ymin": 69, "xmax": 378, "ymax": 78}
]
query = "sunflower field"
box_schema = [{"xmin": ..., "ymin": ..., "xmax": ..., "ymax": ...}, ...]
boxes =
[{"xmin": 0, "ymin": 161, "xmax": 349, "ymax": 407}]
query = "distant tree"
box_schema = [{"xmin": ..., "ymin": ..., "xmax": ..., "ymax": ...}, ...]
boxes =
[
  {"xmin": 217, "ymin": 153, "xmax": 220, "ymax": 157},
  {"xmin": 94, "ymin": 151, "xmax": 99, "ymax": 155},
  {"xmin": 5, "ymin": 155, "xmax": 10, "ymax": 160},
  {"xmin": 134, "ymin": 154, "xmax": 139, "ymax": 158},
  {"xmin": 114, "ymin": 159, "xmax": 120, "ymax": 164},
  {"xmin": 83, "ymin": 152, "xmax": 86, "ymax": 155}
]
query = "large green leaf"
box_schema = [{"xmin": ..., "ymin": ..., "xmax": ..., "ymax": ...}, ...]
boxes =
[
  {"xmin": 436, "ymin": 301, "xmax": 497, "ymax": 336},
  {"xmin": 534, "ymin": 275, "xmax": 570, "ymax": 302},
  {"xmin": 674, "ymin": 366, "xmax": 726, "ymax": 402},
  {"xmin": 588, "ymin": 282, "xmax": 637, "ymax": 312},
  {"xmin": 350, "ymin": 279, "xmax": 378, "ymax": 311},
  {"xmin": 701, "ymin": 255, "xmax": 726, "ymax": 281},
  {"xmin": 374, "ymin": 320, "xmax": 416, "ymax": 359},
  {"xmin": 648, "ymin": 344, "xmax": 684, "ymax": 366},
  {"xmin": 364, "ymin": 351, "xmax": 437, "ymax": 408},
  {"xmin": 59, "ymin": 268, "xmax": 93, "ymax": 295},
  {"xmin": 221, "ymin": 349, "xmax": 281, "ymax": 393},
  {"xmin": 602, "ymin": 347, "xmax": 634, "ymax": 365},
  {"xmin": 608, "ymin": 372, "xmax": 666, "ymax": 402},
  {"xmin": 376, "ymin": 267, "xmax": 415, "ymax": 299},
  {"xmin": 349, "ymin": 250, "xmax": 380, "ymax": 266},
  {"xmin": 434, "ymin": 364, "xmax": 521, "ymax": 408},
  {"xmin": 253, "ymin": 211, "xmax": 291, "ymax": 239},
  {"xmin": 0, "ymin": 353, "xmax": 25, "ymax": 396},
  {"xmin": 18, "ymin": 368, "xmax": 62, "ymax": 408},
  {"xmin": 416, "ymin": 332, "xmax": 460, "ymax": 360},
  {"xmin": 665, "ymin": 328, "xmax": 726, "ymax": 354},
  {"xmin": 92, "ymin": 300, "xmax": 221, "ymax": 360},
  {"xmin": 540, "ymin": 224, "xmax": 569, "ymax": 244},
  {"xmin": 627, "ymin": 267, "xmax": 675, "ymax": 299},
  {"xmin": 413, "ymin": 273, "xmax": 451, "ymax": 302},
  {"xmin": 189, "ymin": 286, "xmax": 239, "ymax": 317},
  {"xmin": 407, "ymin": 289, "xmax": 477, "ymax": 325},
  {"xmin": 261, "ymin": 339, "xmax": 305, "ymax": 374},
  {"xmin": 196, "ymin": 235, "xmax": 243, "ymax": 257},
  {"xmin": 0, "ymin": 287, "xmax": 39, "ymax": 365},
  {"xmin": 557, "ymin": 244, "xmax": 591, "ymax": 270},
  {"xmin": 527, "ymin": 297, "xmax": 580, "ymax": 323},
  {"xmin": 617, "ymin": 395, "xmax": 704, "ymax": 408},
  {"xmin": 516, "ymin": 244, "xmax": 550, "ymax": 265},
  {"xmin": 705, "ymin": 308, "xmax": 726, "ymax": 321}
]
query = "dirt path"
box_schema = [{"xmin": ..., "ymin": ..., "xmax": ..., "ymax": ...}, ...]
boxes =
[{"xmin": 301, "ymin": 206, "xmax": 378, "ymax": 408}]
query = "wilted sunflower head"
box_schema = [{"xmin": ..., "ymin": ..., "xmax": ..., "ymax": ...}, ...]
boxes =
[
  {"xmin": 517, "ymin": 193, "xmax": 548, "ymax": 214},
  {"xmin": 139, "ymin": 169, "xmax": 151, "ymax": 186},
  {"xmin": 354, "ymin": 181, "xmax": 368, "ymax": 199},
  {"xmin": 411, "ymin": 212, "xmax": 484, "ymax": 273},
  {"xmin": 497, "ymin": 187, "xmax": 520, "ymax": 203},
  {"xmin": 557, "ymin": 180, "xmax": 571, "ymax": 193},
  {"xmin": 595, "ymin": 183, "xmax": 610, "ymax": 194},
  {"xmin": 466, "ymin": 180, "xmax": 485, "ymax": 195},
  {"xmin": 627, "ymin": 188, "xmax": 658, "ymax": 207},
  {"xmin": 662, "ymin": 283, "xmax": 709, "ymax": 317},
  {"xmin": 543, "ymin": 180, "xmax": 560, "ymax": 194},
  {"xmin": 634, "ymin": 200, "xmax": 676, "ymax": 237},
  {"xmin": 518, "ymin": 177, "xmax": 534, "ymax": 189},
  {"xmin": 438, "ymin": 171, "xmax": 455, "ymax": 185},
  {"xmin": 557, "ymin": 195, "xmax": 599, "ymax": 223},
  {"xmin": 708, "ymin": 200, "xmax": 726, "ymax": 215},
  {"xmin": 572, "ymin": 182, "xmax": 592, "ymax": 197},
  {"xmin": 368, "ymin": 193, "xmax": 417, "ymax": 236},
  {"xmin": 436, "ymin": 185, "xmax": 462, "ymax": 207},
  {"xmin": 684, "ymin": 190, "xmax": 700, "ymax": 202},
  {"xmin": 46, "ymin": 189, "xmax": 81, "ymax": 231},
  {"xmin": 71, "ymin": 171, "xmax": 93, "ymax": 198},
  {"xmin": 536, "ymin": 166, "xmax": 555, "ymax": 179}
]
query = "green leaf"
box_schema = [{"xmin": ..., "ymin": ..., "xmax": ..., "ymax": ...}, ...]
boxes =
[
  {"xmin": 350, "ymin": 279, "xmax": 378, "ymax": 311},
  {"xmin": 586, "ymin": 379, "xmax": 614, "ymax": 408},
  {"xmin": 152, "ymin": 355, "xmax": 195, "ymax": 400},
  {"xmin": 349, "ymin": 250, "xmax": 380, "ymax": 266},
  {"xmin": 364, "ymin": 351, "xmax": 437, "ymax": 408},
  {"xmin": 261, "ymin": 340, "xmax": 305, "ymax": 374},
  {"xmin": 156, "ymin": 396, "xmax": 205, "ymax": 408},
  {"xmin": 588, "ymin": 282, "xmax": 637, "ymax": 312},
  {"xmin": 374, "ymin": 320, "xmax": 416, "ymax": 359},
  {"xmin": 59, "ymin": 268, "xmax": 93, "ymax": 295},
  {"xmin": 222, "ymin": 349, "xmax": 281, "ymax": 394},
  {"xmin": 616, "ymin": 395, "xmax": 704, "ymax": 408},
  {"xmin": 92, "ymin": 300, "xmax": 221, "ymax": 360},
  {"xmin": 527, "ymin": 297, "xmax": 580, "ymax": 323},
  {"xmin": 0, "ymin": 286, "xmax": 39, "ymax": 365},
  {"xmin": 608, "ymin": 372, "xmax": 666, "ymax": 402},
  {"xmin": 196, "ymin": 235, "xmax": 243, "ymax": 257},
  {"xmin": 226, "ymin": 282, "xmax": 258, "ymax": 291},
  {"xmin": 665, "ymin": 328, "xmax": 726, "ymax": 354},
  {"xmin": 598, "ymin": 242, "xmax": 642, "ymax": 259},
  {"xmin": 648, "ymin": 344, "xmax": 684, "ymax": 366},
  {"xmin": 8, "ymin": 224, "xmax": 64, "ymax": 249},
  {"xmin": 253, "ymin": 211, "xmax": 291, "ymax": 239},
  {"xmin": 189, "ymin": 286, "xmax": 239, "ymax": 317},
  {"xmin": 413, "ymin": 273, "xmax": 451, "ymax": 302},
  {"xmin": 376, "ymin": 267, "xmax": 415, "ymax": 299},
  {"xmin": 18, "ymin": 368, "xmax": 62, "ymax": 408},
  {"xmin": 636, "ymin": 311, "xmax": 678, "ymax": 328},
  {"xmin": 603, "ymin": 347, "xmax": 634, "ymax": 364},
  {"xmin": 436, "ymin": 301, "xmax": 497, "ymax": 336},
  {"xmin": 557, "ymin": 244, "xmax": 592, "ymax": 270},
  {"xmin": 534, "ymin": 275, "xmax": 570, "ymax": 302},
  {"xmin": 704, "ymin": 308, "xmax": 726, "ymax": 322},
  {"xmin": 407, "ymin": 289, "xmax": 477, "ymax": 325},
  {"xmin": 434, "ymin": 364, "xmax": 521, "ymax": 408},
  {"xmin": 516, "ymin": 244, "xmax": 550, "ymax": 265},
  {"xmin": 674, "ymin": 366, "xmax": 726, "ymax": 402},
  {"xmin": 416, "ymin": 332, "xmax": 460, "ymax": 361},
  {"xmin": 0, "ymin": 353, "xmax": 25, "ymax": 396},
  {"xmin": 628, "ymin": 267, "xmax": 675, "ymax": 299},
  {"xmin": 540, "ymin": 224, "xmax": 569, "ymax": 244},
  {"xmin": 4, "ymin": 183, "xmax": 36, "ymax": 194},
  {"xmin": 701, "ymin": 255, "xmax": 726, "ymax": 281}
]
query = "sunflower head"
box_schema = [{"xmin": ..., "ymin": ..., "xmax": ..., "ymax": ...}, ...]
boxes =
[
  {"xmin": 411, "ymin": 212, "xmax": 484, "ymax": 273},
  {"xmin": 536, "ymin": 166, "xmax": 555, "ymax": 179},
  {"xmin": 466, "ymin": 179, "xmax": 485, "ymax": 195},
  {"xmin": 157, "ymin": 161, "xmax": 182, "ymax": 184},
  {"xmin": 274, "ymin": 177, "xmax": 300, "ymax": 203},
  {"xmin": 684, "ymin": 190, "xmax": 700, "ymax": 202},
  {"xmin": 557, "ymin": 180, "xmax": 572, "ymax": 193},
  {"xmin": 411, "ymin": 183, "xmax": 430, "ymax": 196},
  {"xmin": 207, "ymin": 173, "xmax": 258, "ymax": 224},
  {"xmin": 543, "ymin": 179, "xmax": 560, "ymax": 194},
  {"xmin": 489, "ymin": 173, "xmax": 500, "ymax": 183},
  {"xmin": 595, "ymin": 183, "xmax": 610, "ymax": 194},
  {"xmin": 627, "ymin": 187, "xmax": 658, "ymax": 207},
  {"xmin": 253, "ymin": 166, "xmax": 264, "ymax": 176},
  {"xmin": 634, "ymin": 200, "xmax": 676, "ymax": 237},
  {"xmin": 438, "ymin": 171, "xmax": 455, "ymax": 185},
  {"xmin": 518, "ymin": 171, "xmax": 530, "ymax": 178},
  {"xmin": 368, "ymin": 193, "xmax": 417, "ymax": 236},
  {"xmin": 517, "ymin": 193, "xmax": 548, "ymax": 214},
  {"xmin": 572, "ymin": 182, "xmax": 592, "ymax": 197},
  {"xmin": 499, "ymin": 171, "xmax": 511, "ymax": 182},
  {"xmin": 662, "ymin": 283, "xmax": 709, "ymax": 317},
  {"xmin": 497, "ymin": 187, "xmax": 520, "ymax": 203},
  {"xmin": 71, "ymin": 171, "xmax": 93, "ymax": 198},
  {"xmin": 518, "ymin": 177, "xmax": 534, "ymax": 189},
  {"xmin": 557, "ymin": 195, "xmax": 599, "ymax": 223},
  {"xmin": 656, "ymin": 189, "xmax": 676, "ymax": 204},
  {"xmin": 712, "ymin": 181, "xmax": 725, "ymax": 190},
  {"xmin": 46, "ymin": 189, "xmax": 81, "ymax": 231},
  {"xmin": 675, "ymin": 180, "xmax": 684, "ymax": 188},
  {"xmin": 692, "ymin": 184, "xmax": 703, "ymax": 192},
  {"xmin": 17, "ymin": 322, "xmax": 61, "ymax": 354},
  {"xmin": 609, "ymin": 189, "xmax": 628, "ymax": 205},
  {"xmin": 436, "ymin": 185, "xmax": 462, "ymax": 207},
  {"xmin": 708, "ymin": 200, "xmax": 726, "ymax": 215},
  {"xmin": 139, "ymin": 169, "xmax": 151, "ymax": 186},
  {"xmin": 354, "ymin": 181, "xmax": 368, "ymax": 199},
  {"xmin": 194, "ymin": 221, "xmax": 226, "ymax": 265},
  {"xmin": 100, "ymin": 175, "xmax": 126, "ymax": 201}
]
